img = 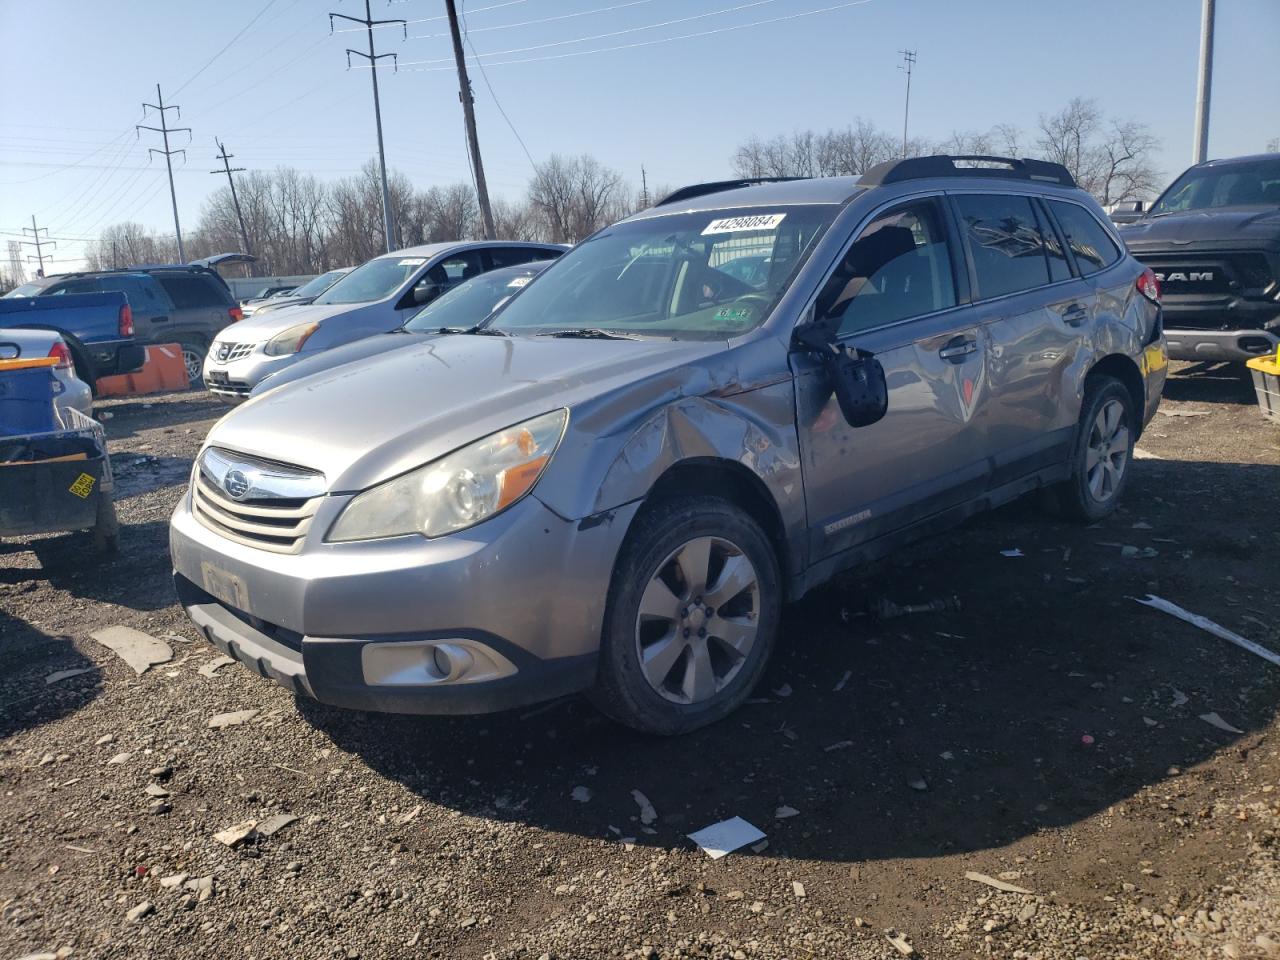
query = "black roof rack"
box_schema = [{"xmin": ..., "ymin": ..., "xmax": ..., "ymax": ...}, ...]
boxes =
[
  {"xmin": 859, "ymin": 155, "xmax": 1076, "ymax": 188},
  {"xmin": 655, "ymin": 177, "xmax": 810, "ymax": 207}
]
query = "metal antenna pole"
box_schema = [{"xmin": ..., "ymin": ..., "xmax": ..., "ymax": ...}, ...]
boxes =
[
  {"xmin": 898, "ymin": 50, "xmax": 917, "ymax": 158},
  {"xmin": 444, "ymin": 0, "xmax": 496, "ymax": 239},
  {"xmin": 1192, "ymin": 0, "xmax": 1215, "ymax": 164},
  {"xmin": 137, "ymin": 84, "xmax": 191, "ymax": 263},
  {"xmin": 330, "ymin": 0, "xmax": 404, "ymax": 253},
  {"xmin": 211, "ymin": 138, "xmax": 253, "ymax": 258},
  {"xmin": 20, "ymin": 215, "xmax": 53, "ymax": 276}
]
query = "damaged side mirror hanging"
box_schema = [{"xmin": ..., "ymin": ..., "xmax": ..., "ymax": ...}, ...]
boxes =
[{"xmin": 792, "ymin": 312, "xmax": 888, "ymax": 428}]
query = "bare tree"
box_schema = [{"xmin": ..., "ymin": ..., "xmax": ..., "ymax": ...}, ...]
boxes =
[
  {"xmin": 529, "ymin": 154, "xmax": 624, "ymax": 243},
  {"xmin": 1037, "ymin": 97, "xmax": 1160, "ymax": 204}
]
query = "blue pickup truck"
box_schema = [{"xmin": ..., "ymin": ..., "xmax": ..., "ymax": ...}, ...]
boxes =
[{"xmin": 0, "ymin": 291, "xmax": 144, "ymax": 388}]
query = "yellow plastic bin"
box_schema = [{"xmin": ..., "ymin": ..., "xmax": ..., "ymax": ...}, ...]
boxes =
[{"xmin": 1247, "ymin": 350, "xmax": 1280, "ymax": 425}]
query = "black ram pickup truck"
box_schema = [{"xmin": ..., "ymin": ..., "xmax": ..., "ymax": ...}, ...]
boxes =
[{"xmin": 1120, "ymin": 153, "xmax": 1280, "ymax": 363}]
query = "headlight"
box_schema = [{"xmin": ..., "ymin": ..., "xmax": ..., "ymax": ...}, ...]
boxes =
[
  {"xmin": 264, "ymin": 322, "xmax": 319, "ymax": 356},
  {"xmin": 327, "ymin": 409, "xmax": 568, "ymax": 542}
]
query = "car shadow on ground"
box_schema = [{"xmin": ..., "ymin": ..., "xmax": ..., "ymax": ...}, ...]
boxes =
[
  {"xmin": 1162, "ymin": 361, "xmax": 1257, "ymax": 404},
  {"xmin": 0, "ymin": 611, "xmax": 102, "ymax": 739},
  {"xmin": 300, "ymin": 457, "xmax": 1280, "ymax": 864},
  {"xmin": 0, "ymin": 520, "xmax": 176, "ymax": 612},
  {"xmin": 110, "ymin": 452, "xmax": 193, "ymax": 501}
]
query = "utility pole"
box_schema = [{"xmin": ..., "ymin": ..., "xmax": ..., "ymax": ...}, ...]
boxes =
[
  {"xmin": 137, "ymin": 84, "xmax": 191, "ymax": 263},
  {"xmin": 898, "ymin": 50, "xmax": 917, "ymax": 158},
  {"xmin": 444, "ymin": 0, "xmax": 496, "ymax": 240},
  {"xmin": 211, "ymin": 139, "xmax": 253, "ymax": 259},
  {"xmin": 331, "ymin": 0, "xmax": 403, "ymax": 253},
  {"xmin": 20, "ymin": 216, "xmax": 53, "ymax": 277},
  {"xmin": 1192, "ymin": 0, "xmax": 1215, "ymax": 164},
  {"xmin": 640, "ymin": 165, "xmax": 650, "ymax": 208},
  {"xmin": 112, "ymin": 239, "xmax": 118, "ymax": 270}
]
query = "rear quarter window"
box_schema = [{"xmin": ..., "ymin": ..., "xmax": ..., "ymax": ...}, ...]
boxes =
[
  {"xmin": 1047, "ymin": 200, "xmax": 1122, "ymax": 276},
  {"xmin": 153, "ymin": 274, "xmax": 227, "ymax": 309}
]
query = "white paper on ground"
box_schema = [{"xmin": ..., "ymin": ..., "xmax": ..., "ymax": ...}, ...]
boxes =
[
  {"xmin": 687, "ymin": 816, "xmax": 766, "ymax": 860},
  {"xmin": 1135, "ymin": 595, "xmax": 1280, "ymax": 669}
]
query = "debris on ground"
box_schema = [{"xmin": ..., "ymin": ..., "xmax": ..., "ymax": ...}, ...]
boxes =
[
  {"xmin": 964, "ymin": 871, "xmax": 1034, "ymax": 894},
  {"xmin": 1121, "ymin": 545, "xmax": 1159, "ymax": 559},
  {"xmin": 1158, "ymin": 408, "xmax": 1211, "ymax": 417},
  {"xmin": 1136, "ymin": 594, "xmax": 1280, "ymax": 669},
  {"xmin": 256, "ymin": 813, "xmax": 298, "ymax": 837},
  {"xmin": 792, "ymin": 880, "xmax": 806, "ymax": 899},
  {"xmin": 686, "ymin": 816, "xmax": 766, "ymax": 860},
  {"xmin": 571, "ymin": 785, "xmax": 592, "ymax": 803},
  {"xmin": 90, "ymin": 626, "xmax": 172, "ymax": 675},
  {"xmin": 1200, "ymin": 712, "xmax": 1245, "ymax": 735},
  {"xmin": 907, "ymin": 776, "xmax": 928, "ymax": 791},
  {"xmin": 773, "ymin": 683, "xmax": 793, "ymax": 697},
  {"xmin": 631, "ymin": 789, "xmax": 657, "ymax": 825},
  {"xmin": 197, "ymin": 655, "xmax": 236, "ymax": 678},
  {"xmin": 775, "ymin": 805, "xmax": 800, "ymax": 819},
  {"xmin": 207, "ymin": 708, "xmax": 259, "ymax": 729},
  {"xmin": 44, "ymin": 666, "xmax": 94, "ymax": 685},
  {"xmin": 833, "ymin": 670, "xmax": 851, "ymax": 692},
  {"xmin": 873, "ymin": 596, "xmax": 961, "ymax": 620},
  {"xmin": 1000, "ymin": 548, "xmax": 1024, "ymax": 558},
  {"xmin": 126, "ymin": 901, "xmax": 154, "ymax": 921},
  {"xmin": 885, "ymin": 929, "xmax": 916, "ymax": 956},
  {"xmin": 213, "ymin": 820, "xmax": 258, "ymax": 847}
]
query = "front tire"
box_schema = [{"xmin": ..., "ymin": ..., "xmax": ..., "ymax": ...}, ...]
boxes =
[
  {"xmin": 1056, "ymin": 376, "xmax": 1135, "ymax": 522},
  {"xmin": 591, "ymin": 496, "xmax": 781, "ymax": 735}
]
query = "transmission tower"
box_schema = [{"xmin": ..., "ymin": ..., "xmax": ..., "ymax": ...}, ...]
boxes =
[
  {"xmin": 137, "ymin": 84, "xmax": 191, "ymax": 263},
  {"xmin": 211, "ymin": 138, "xmax": 253, "ymax": 259},
  {"xmin": 6, "ymin": 240, "xmax": 25, "ymax": 287},
  {"xmin": 330, "ymin": 0, "xmax": 404, "ymax": 253},
  {"xmin": 20, "ymin": 216, "xmax": 53, "ymax": 277}
]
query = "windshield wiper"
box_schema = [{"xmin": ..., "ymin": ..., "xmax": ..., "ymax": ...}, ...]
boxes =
[{"xmin": 536, "ymin": 328, "xmax": 639, "ymax": 340}]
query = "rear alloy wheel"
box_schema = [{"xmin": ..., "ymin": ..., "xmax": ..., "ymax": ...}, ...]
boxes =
[
  {"xmin": 179, "ymin": 340, "xmax": 207, "ymax": 388},
  {"xmin": 1056, "ymin": 376, "xmax": 1135, "ymax": 521},
  {"xmin": 592, "ymin": 496, "xmax": 780, "ymax": 735}
]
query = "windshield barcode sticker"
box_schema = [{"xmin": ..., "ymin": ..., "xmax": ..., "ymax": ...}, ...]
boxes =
[
  {"xmin": 701, "ymin": 213, "xmax": 786, "ymax": 235},
  {"xmin": 507, "ymin": 276, "xmax": 532, "ymax": 288},
  {"xmin": 398, "ymin": 257, "xmax": 426, "ymax": 265}
]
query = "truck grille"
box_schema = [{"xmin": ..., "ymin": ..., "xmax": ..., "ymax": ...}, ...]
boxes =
[
  {"xmin": 1143, "ymin": 251, "xmax": 1275, "ymax": 297},
  {"xmin": 192, "ymin": 448, "xmax": 327, "ymax": 553}
]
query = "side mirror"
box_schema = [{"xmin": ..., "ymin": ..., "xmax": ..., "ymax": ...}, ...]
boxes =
[
  {"xmin": 793, "ymin": 319, "xmax": 888, "ymax": 428},
  {"xmin": 412, "ymin": 282, "xmax": 441, "ymax": 305}
]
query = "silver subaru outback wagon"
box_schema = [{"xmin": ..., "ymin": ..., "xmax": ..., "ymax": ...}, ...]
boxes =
[{"xmin": 170, "ymin": 155, "xmax": 1167, "ymax": 735}]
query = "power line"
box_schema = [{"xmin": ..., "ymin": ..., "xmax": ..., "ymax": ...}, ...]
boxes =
[
  {"xmin": 136, "ymin": 84, "xmax": 192, "ymax": 262},
  {"xmin": 461, "ymin": 2, "xmax": 536, "ymax": 174},
  {"xmin": 333, "ymin": 0, "xmax": 528, "ymax": 32},
  {"xmin": 396, "ymin": 0, "xmax": 783, "ymax": 67},
  {"xmin": 330, "ymin": 0, "xmax": 404, "ymax": 252},
  {"xmin": 407, "ymin": 0, "xmax": 659, "ymax": 40},
  {"xmin": 171, "ymin": 0, "xmax": 282, "ymax": 97},
  {"xmin": 385, "ymin": 0, "xmax": 878, "ymax": 72}
]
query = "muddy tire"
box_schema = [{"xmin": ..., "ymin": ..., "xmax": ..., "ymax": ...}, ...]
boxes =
[
  {"xmin": 590, "ymin": 496, "xmax": 781, "ymax": 735},
  {"xmin": 1055, "ymin": 376, "xmax": 1135, "ymax": 522}
]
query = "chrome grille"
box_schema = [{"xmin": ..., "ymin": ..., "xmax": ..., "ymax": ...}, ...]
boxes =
[
  {"xmin": 214, "ymin": 342, "xmax": 254, "ymax": 363},
  {"xmin": 192, "ymin": 448, "xmax": 326, "ymax": 553}
]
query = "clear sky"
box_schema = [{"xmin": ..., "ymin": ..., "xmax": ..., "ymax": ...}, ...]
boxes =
[{"xmin": 2, "ymin": 0, "xmax": 1277, "ymax": 273}]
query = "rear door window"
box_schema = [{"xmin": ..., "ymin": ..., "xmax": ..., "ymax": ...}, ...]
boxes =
[
  {"xmin": 436, "ymin": 251, "xmax": 483, "ymax": 283},
  {"xmin": 484, "ymin": 248, "xmax": 540, "ymax": 270},
  {"xmin": 49, "ymin": 278, "xmax": 101, "ymax": 295},
  {"xmin": 953, "ymin": 194, "xmax": 1058, "ymax": 300},
  {"xmin": 815, "ymin": 198, "xmax": 959, "ymax": 336},
  {"xmin": 1046, "ymin": 200, "xmax": 1122, "ymax": 276},
  {"xmin": 153, "ymin": 274, "xmax": 224, "ymax": 309}
]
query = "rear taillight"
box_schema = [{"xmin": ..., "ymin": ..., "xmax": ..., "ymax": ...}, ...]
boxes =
[
  {"xmin": 228, "ymin": 306, "xmax": 244, "ymax": 322},
  {"xmin": 1137, "ymin": 267, "xmax": 1161, "ymax": 303},
  {"xmin": 118, "ymin": 303, "xmax": 134, "ymax": 337},
  {"xmin": 47, "ymin": 341, "xmax": 74, "ymax": 370}
]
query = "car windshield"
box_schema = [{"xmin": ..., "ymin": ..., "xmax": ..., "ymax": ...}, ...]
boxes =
[
  {"xmin": 404, "ymin": 265, "xmax": 544, "ymax": 332},
  {"xmin": 4, "ymin": 280, "xmax": 55, "ymax": 298},
  {"xmin": 290, "ymin": 270, "xmax": 347, "ymax": 299},
  {"xmin": 316, "ymin": 255, "xmax": 425, "ymax": 305},
  {"xmin": 1149, "ymin": 158, "xmax": 1280, "ymax": 216},
  {"xmin": 483, "ymin": 205, "xmax": 837, "ymax": 340}
]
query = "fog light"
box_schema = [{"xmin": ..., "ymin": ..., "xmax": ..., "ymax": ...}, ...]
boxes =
[
  {"xmin": 431, "ymin": 645, "xmax": 452, "ymax": 678},
  {"xmin": 361, "ymin": 638, "xmax": 517, "ymax": 687}
]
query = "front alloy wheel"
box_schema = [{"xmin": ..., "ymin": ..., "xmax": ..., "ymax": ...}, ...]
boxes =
[{"xmin": 636, "ymin": 536, "xmax": 760, "ymax": 705}]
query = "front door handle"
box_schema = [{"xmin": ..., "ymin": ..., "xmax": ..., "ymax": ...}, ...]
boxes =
[
  {"xmin": 1062, "ymin": 303, "xmax": 1089, "ymax": 327},
  {"xmin": 938, "ymin": 336, "xmax": 977, "ymax": 363}
]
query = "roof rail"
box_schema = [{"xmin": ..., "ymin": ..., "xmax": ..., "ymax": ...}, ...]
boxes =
[
  {"xmin": 655, "ymin": 177, "xmax": 810, "ymax": 207},
  {"xmin": 859, "ymin": 155, "xmax": 1076, "ymax": 188}
]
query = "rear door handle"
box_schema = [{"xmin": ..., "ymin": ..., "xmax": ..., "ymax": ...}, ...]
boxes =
[
  {"xmin": 1062, "ymin": 303, "xmax": 1089, "ymax": 327},
  {"xmin": 153, "ymin": 315, "xmax": 170, "ymax": 323},
  {"xmin": 938, "ymin": 336, "xmax": 977, "ymax": 363}
]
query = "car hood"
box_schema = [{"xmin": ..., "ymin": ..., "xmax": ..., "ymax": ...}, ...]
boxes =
[
  {"xmin": 218, "ymin": 301, "xmax": 369, "ymax": 341},
  {"xmin": 250, "ymin": 330, "xmax": 425, "ymax": 396},
  {"xmin": 253, "ymin": 295, "xmax": 314, "ymax": 314},
  {"xmin": 1120, "ymin": 206, "xmax": 1280, "ymax": 249},
  {"xmin": 207, "ymin": 334, "xmax": 720, "ymax": 492}
]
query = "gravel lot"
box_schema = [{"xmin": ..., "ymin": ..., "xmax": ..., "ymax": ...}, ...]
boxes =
[{"xmin": 3, "ymin": 361, "xmax": 1279, "ymax": 960}]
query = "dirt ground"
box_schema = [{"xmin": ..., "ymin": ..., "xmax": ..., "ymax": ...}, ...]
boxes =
[{"xmin": 2, "ymin": 361, "xmax": 1279, "ymax": 960}]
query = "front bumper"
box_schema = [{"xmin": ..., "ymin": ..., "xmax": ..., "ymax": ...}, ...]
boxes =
[
  {"xmin": 169, "ymin": 489, "xmax": 640, "ymax": 715},
  {"xmin": 203, "ymin": 346, "xmax": 294, "ymax": 401},
  {"xmin": 1165, "ymin": 326, "xmax": 1279, "ymax": 363}
]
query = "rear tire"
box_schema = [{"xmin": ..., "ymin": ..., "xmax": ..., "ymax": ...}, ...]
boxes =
[
  {"xmin": 590, "ymin": 496, "xmax": 781, "ymax": 735},
  {"xmin": 1055, "ymin": 376, "xmax": 1135, "ymax": 522},
  {"xmin": 179, "ymin": 339, "xmax": 207, "ymax": 389}
]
